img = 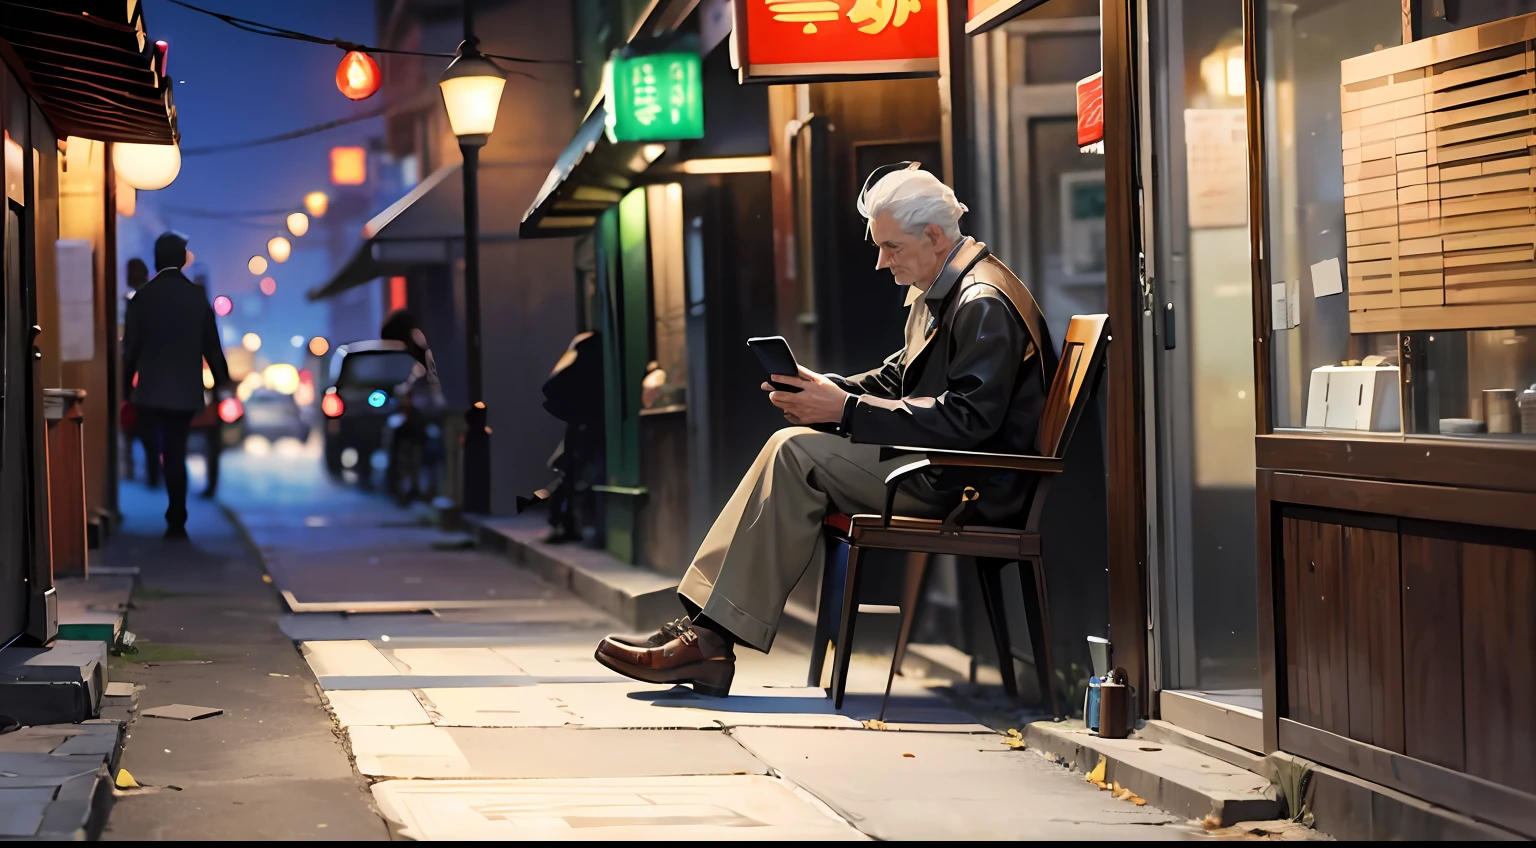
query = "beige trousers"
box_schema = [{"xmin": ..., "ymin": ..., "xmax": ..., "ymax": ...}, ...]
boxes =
[{"xmin": 677, "ymin": 427, "xmax": 947, "ymax": 652}]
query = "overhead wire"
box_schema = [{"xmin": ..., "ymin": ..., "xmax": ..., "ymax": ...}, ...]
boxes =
[{"xmin": 163, "ymin": 0, "xmax": 566, "ymax": 69}]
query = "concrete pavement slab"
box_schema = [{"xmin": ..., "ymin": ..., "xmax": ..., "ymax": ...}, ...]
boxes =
[
  {"xmin": 325, "ymin": 690, "xmax": 432, "ymax": 728},
  {"xmin": 370, "ymin": 775, "xmax": 868, "ymax": 840},
  {"xmin": 730, "ymin": 727, "xmax": 1195, "ymax": 841},
  {"xmin": 409, "ymin": 682, "xmax": 979, "ymax": 730},
  {"xmin": 277, "ymin": 612, "xmax": 612, "ymax": 644},
  {"xmin": 388, "ymin": 646, "xmax": 526, "ymax": 676},
  {"xmin": 350, "ymin": 724, "xmax": 766, "ymax": 779},
  {"xmin": 300, "ymin": 639, "xmax": 533, "ymax": 689}
]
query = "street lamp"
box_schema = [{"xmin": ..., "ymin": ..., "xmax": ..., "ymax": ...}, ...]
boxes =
[{"xmin": 438, "ymin": 2, "xmax": 507, "ymax": 516}]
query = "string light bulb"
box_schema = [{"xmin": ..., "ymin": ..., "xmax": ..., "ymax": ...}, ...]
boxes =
[{"xmin": 336, "ymin": 50, "xmax": 382, "ymax": 101}]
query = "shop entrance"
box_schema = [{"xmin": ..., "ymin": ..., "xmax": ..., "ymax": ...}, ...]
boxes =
[
  {"xmin": 0, "ymin": 203, "xmax": 31, "ymax": 643},
  {"xmin": 1145, "ymin": 0, "xmax": 1262, "ymax": 750}
]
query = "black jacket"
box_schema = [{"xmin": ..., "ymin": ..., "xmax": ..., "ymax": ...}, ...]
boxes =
[
  {"xmin": 828, "ymin": 238, "xmax": 1057, "ymax": 523},
  {"xmin": 123, "ymin": 268, "xmax": 231, "ymax": 412}
]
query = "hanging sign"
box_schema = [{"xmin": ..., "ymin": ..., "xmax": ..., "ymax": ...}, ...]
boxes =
[
  {"xmin": 734, "ymin": 0, "xmax": 940, "ymax": 84},
  {"xmin": 965, "ymin": 0, "xmax": 1049, "ymax": 35},
  {"xmin": 1077, "ymin": 71, "xmax": 1104, "ymax": 154},
  {"xmin": 606, "ymin": 45, "xmax": 705, "ymax": 143}
]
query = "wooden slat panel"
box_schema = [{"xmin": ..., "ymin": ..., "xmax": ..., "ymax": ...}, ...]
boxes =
[
  {"xmin": 1428, "ymin": 49, "xmax": 1530, "ymax": 92},
  {"xmin": 1283, "ymin": 518, "xmax": 1308, "ymax": 726},
  {"xmin": 1461, "ymin": 541, "xmax": 1536, "ymax": 796},
  {"xmin": 1400, "ymin": 534, "xmax": 1465, "ymax": 772},
  {"xmin": 1430, "ymin": 72, "xmax": 1534, "ymax": 111},
  {"xmin": 1443, "ymin": 245, "xmax": 1534, "ymax": 267},
  {"xmin": 1441, "ymin": 226, "xmax": 1535, "ymax": 252},
  {"xmin": 1439, "ymin": 190, "xmax": 1530, "ymax": 218},
  {"xmin": 1439, "ymin": 208, "xmax": 1533, "ymax": 235},
  {"xmin": 1432, "ymin": 94, "xmax": 1530, "ymax": 130},
  {"xmin": 1291, "ymin": 520, "xmax": 1350, "ymax": 737},
  {"xmin": 1434, "ymin": 133, "xmax": 1529, "ymax": 164},
  {"xmin": 1438, "ymin": 171, "xmax": 1527, "ymax": 198},
  {"xmin": 1347, "ymin": 242, "xmax": 1394, "ymax": 263},
  {"xmin": 1348, "ymin": 224, "xmax": 1398, "ymax": 246},
  {"xmin": 1447, "ymin": 276, "xmax": 1536, "ymax": 301},
  {"xmin": 1344, "ymin": 526, "xmax": 1405, "ymax": 753},
  {"xmin": 1400, "ymin": 287, "xmax": 1444, "ymax": 307}
]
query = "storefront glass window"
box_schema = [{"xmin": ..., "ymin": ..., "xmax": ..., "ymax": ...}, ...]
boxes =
[{"xmin": 1263, "ymin": 2, "xmax": 1536, "ymax": 439}]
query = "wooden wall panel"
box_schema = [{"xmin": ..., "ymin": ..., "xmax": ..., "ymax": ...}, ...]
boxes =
[
  {"xmin": 1340, "ymin": 13, "xmax": 1536, "ymax": 332},
  {"xmin": 1461, "ymin": 541, "xmax": 1536, "ymax": 795},
  {"xmin": 1283, "ymin": 518, "xmax": 1349, "ymax": 736},
  {"xmin": 1399, "ymin": 533, "xmax": 1466, "ymax": 771},
  {"xmin": 1344, "ymin": 526, "xmax": 1405, "ymax": 753}
]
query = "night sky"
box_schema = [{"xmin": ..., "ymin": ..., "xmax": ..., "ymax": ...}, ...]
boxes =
[{"xmin": 121, "ymin": 0, "xmax": 388, "ymax": 367}]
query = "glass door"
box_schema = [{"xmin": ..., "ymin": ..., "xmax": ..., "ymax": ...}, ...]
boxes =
[{"xmin": 1147, "ymin": 0, "xmax": 1263, "ymax": 750}]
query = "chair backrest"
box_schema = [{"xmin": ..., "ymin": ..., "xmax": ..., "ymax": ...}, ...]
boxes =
[{"xmin": 1035, "ymin": 314, "xmax": 1110, "ymax": 458}]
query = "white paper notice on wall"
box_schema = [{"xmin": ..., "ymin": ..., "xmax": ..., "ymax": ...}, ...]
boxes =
[
  {"xmin": 56, "ymin": 240, "xmax": 94, "ymax": 362},
  {"xmin": 1272, "ymin": 282, "xmax": 1289, "ymax": 331},
  {"xmin": 1310, "ymin": 256, "xmax": 1344, "ymax": 298},
  {"xmin": 1288, "ymin": 279, "xmax": 1300, "ymax": 327}
]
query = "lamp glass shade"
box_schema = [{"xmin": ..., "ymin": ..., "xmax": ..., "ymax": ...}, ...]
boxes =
[
  {"xmin": 112, "ymin": 142, "xmax": 180, "ymax": 190},
  {"xmin": 267, "ymin": 236, "xmax": 291, "ymax": 263},
  {"xmin": 286, "ymin": 212, "xmax": 309, "ymax": 237},
  {"xmin": 336, "ymin": 51, "xmax": 382, "ymax": 101},
  {"xmin": 439, "ymin": 54, "xmax": 507, "ymax": 139},
  {"xmin": 304, "ymin": 191, "xmax": 329, "ymax": 218},
  {"xmin": 247, "ymin": 255, "xmax": 268, "ymax": 275}
]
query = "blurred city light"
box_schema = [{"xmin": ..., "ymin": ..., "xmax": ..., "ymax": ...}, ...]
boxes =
[
  {"xmin": 286, "ymin": 212, "xmax": 310, "ymax": 237},
  {"xmin": 330, "ymin": 147, "xmax": 366, "ymax": 185},
  {"xmin": 267, "ymin": 236, "xmax": 292, "ymax": 263},
  {"xmin": 290, "ymin": 335, "xmax": 305, "ymax": 348},
  {"xmin": 367, "ymin": 389, "xmax": 388, "ymax": 408},
  {"xmin": 202, "ymin": 367, "xmax": 214, "ymax": 390},
  {"xmin": 113, "ymin": 142, "xmax": 181, "ymax": 190},
  {"xmin": 244, "ymin": 435, "xmax": 272, "ymax": 456},
  {"xmin": 218, "ymin": 397, "xmax": 243, "ymax": 424},
  {"xmin": 304, "ymin": 191, "xmax": 328, "ymax": 218},
  {"xmin": 308, "ymin": 336, "xmax": 330, "ymax": 356},
  {"xmin": 336, "ymin": 50, "xmax": 382, "ymax": 100},
  {"xmin": 213, "ymin": 295, "xmax": 232, "ymax": 316},
  {"xmin": 260, "ymin": 277, "xmax": 277, "ymax": 296},
  {"xmin": 248, "ymin": 255, "xmax": 268, "ymax": 275},
  {"xmin": 237, "ymin": 372, "xmax": 264, "ymax": 402},
  {"xmin": 321, "ymin": 391, "xmax": 345, "ymax": 418},
  {"xmin": 340, "ymin": 447, "xmax": 358, "ymax": 468},
  {"xmin": 242, "ymin": 332, "xmax": 262, "ymax": 352},
  {"xmin": 264, "ymin": 363, "xmax": 300, "ymax": 395},
  {"xmin": 294, "ymin": 381, "xmax": 315, "ymax": 407}
]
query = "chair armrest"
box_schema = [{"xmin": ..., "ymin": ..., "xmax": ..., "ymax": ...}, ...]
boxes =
[{"xmin": 878, "ymin": 446, "xmax": 1064, "ymax": 479}]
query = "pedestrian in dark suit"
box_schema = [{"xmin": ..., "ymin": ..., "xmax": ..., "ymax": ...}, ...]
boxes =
[
  {"xmin": 121, "ymin": 258, "xmax": 160, "ymax": 487},
  {"xmin": 122, "ymin": 232, "xmax": 232, "ymax": 539}
]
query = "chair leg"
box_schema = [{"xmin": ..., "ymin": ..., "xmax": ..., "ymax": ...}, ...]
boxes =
[
  {"xmin": 807, "ymin": 532, "xmax": 844, "ymax": 688},
  {"xmin": 880, "ymin": 551, "xmax": 930, "ymax": 720},
  {"xmin": 890, "ymin": 551, "xmax": 930, "ymax": 677},
  {"xmin": 976, "ymin": 558, "xmax": 1019, "ymax": 699},
  {"xmin": 830, "ymin": 543, "xmax": 865, "ymax": 710},
  {"xmin": 1021, "ymin": 555, "xmax": 1062, "ymax": 721}
]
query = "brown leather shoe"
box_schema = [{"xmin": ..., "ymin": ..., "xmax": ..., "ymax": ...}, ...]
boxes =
[
  {"xmin": 605, "ymin": 616, "xmax": 691, "ymax": 649},
  {"xmin": 594, "ymin": 626, "xmax": 735, "ymax": 697}
]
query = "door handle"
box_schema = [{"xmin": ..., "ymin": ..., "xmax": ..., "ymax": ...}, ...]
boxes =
[{"xmin": 1163, "ymin": 302, "xmax": 1176, "ymax": 351}]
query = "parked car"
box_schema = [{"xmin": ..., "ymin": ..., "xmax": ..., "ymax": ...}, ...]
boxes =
[
  {"xmin": 239, "ymin": 388, "xmax": 309, "ymax": 443},
  {"xmin": 321, "ymin": 340, "xmax": 420, "ymax": 485}
]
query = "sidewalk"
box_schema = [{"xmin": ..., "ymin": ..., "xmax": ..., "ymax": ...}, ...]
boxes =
[
  {"xmin": 100, "ymin": 480, "xmax": 384, "ymax": 840},
  {"xmin": 205, "ymin": 453, "xmax": 1209, "ymax": 841}
]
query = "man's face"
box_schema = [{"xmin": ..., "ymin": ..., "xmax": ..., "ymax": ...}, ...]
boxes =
[{"xmin": 871, "ymin": 212, "xmax": 948, "ymax": 287}]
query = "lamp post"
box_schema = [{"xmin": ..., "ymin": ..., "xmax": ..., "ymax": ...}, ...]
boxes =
[{"xmin": 439, "ymin": 0, "xmax": 506, "ymax": 515}]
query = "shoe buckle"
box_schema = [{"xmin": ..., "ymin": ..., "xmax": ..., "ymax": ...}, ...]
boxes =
[{"xmin": 679, "ymin": 629, "xmax": 698, "ymax": 646}]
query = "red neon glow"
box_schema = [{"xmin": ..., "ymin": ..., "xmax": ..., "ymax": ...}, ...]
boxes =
[
  {"xmin": 336, "ymin": 51, "xmax": 381, "ymax": 101},
  {"xmin": 321, "ymin": 392, "xmax": 345, "ymax": 418},
  {"xmin": 155, "ymin": 40, "xmax": 169, "ymax": 77},
  {"xmin": 389, "ymin": 276, "xmax": 407, "ymax": 312},
  {"xmin": 218, "ymin": 397, "xmax": 243, "ymax": 424},
  {"xmin": 213, "ymin": 295, "xmax": 232, "ymax": 316}
]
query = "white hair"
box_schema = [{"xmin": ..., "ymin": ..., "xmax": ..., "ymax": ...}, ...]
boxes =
[{"xmin": 858, "ymin": 167, "xmax": 967, "ymax": 242}]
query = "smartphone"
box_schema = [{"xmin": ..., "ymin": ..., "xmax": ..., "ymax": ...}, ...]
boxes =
[{"xmin": 747, "ymin": 336, "xmax": 801, "ymax": 392}]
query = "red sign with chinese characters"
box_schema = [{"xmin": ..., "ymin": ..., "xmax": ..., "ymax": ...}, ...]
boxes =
[
  {"xmin": 1077, "ymin": 71, "xmax": 1104, "ymax": 149},
  {"xmin": 736, "ymin": 0, "xmax": 940, "ymax": 83}
]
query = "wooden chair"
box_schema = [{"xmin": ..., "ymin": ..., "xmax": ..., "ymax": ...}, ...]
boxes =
[{"xmin": 806, "ymin": 314, "xmax": 1111, "ymax": 720}]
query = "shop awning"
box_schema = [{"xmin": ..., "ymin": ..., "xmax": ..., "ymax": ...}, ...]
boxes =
[
  {"xmin": 308, "ymin": 162, "xmax": 523, "ymax": 302},
  {"xmin": 0, "ymin": 0, "xmax": 179, "ymax": 144},
  {"xmin": 519, "ymin": 101, "xmax": 662, "ymax": 239}
]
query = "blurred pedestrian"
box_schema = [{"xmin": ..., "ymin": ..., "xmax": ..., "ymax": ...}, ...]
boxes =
[
  {"xmin": 121, "ymin": 258, "xmax": 160, "ymax": 486},
  {"xmin": 122, "ymin": 232, "xmax": 231, "ymax": 539},
  {"xmin": 379, "ymin": 310, "xmax": 443, "ymax": 503}
]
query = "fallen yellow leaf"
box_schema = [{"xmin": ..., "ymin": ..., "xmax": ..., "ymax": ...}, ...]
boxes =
[
  {"xmin": 1201, "ymin": 814, "xmax": 1221, "ymax": 831},
  {"xmin": 862, "ymin": 719, "xmax": 888, "ymax": 731},
  {"xmin": 261, "ymin": 574, "xmax": 273, "ymax": 584},
  {"xmin": 115, "ymin": 769, "xmax": 139, "ymax": 789},
  {"xmin": 902, "ymin": 753, "xmax": 915, "ymax": 758},
  {"xmin": 1004, "ymin": 736, "xmax": 1025, "ymax": 749},
  {"xmin": 1132, "ymin": 797, "xmax": 1147, "ymax": 806},
  {"xmin": 1085, "ymin": 757, "xmax": 1107, "ymax": 785}
]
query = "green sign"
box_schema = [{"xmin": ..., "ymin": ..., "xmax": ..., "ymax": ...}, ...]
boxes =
[{"xmin": 605, "ymin": 49, "xmax": 704, "ymax": 143}]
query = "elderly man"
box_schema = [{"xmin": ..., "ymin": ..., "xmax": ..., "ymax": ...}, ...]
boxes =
[{"xmin": 594, "ymin": 164, "xmax": 1055, "ymax": 696}]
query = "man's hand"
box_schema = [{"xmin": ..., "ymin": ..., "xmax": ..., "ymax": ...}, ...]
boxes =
[{"xmin": 763, "ymin": 366, "xmax": 851, "ymax": 426}]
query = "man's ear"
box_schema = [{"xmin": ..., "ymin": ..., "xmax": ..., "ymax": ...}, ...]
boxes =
[{"xmin": 924, "ymin": 223, "xmax": 948, "ymax": 248}]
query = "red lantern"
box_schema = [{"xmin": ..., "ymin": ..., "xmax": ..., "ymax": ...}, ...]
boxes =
[{"xmin": 336, "ymin": 51, "xmax": 381, "ymax": 101}]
